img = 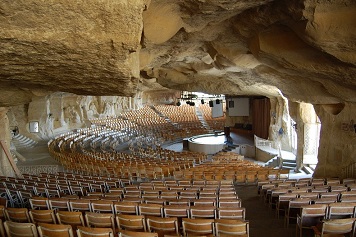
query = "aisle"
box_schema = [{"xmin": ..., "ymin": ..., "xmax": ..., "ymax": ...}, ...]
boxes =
[{"xmin": 236, "ymin": 185, "xmax": 295, "ymax": 237}]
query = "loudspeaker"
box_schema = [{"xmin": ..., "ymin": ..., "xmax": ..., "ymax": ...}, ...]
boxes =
[
  {"xmin": 201, "ymin": 99, "xmax": 205, "ymax": 104},
  {"xmin": 209, "ymin": 101, "xmax": 214, "ymax": 107},
  {"xmin": 229, "ymin": 100, "xmax": 234, "ymax": 108},
  {"xmin": 216, "ymin": 99, "xmax": 220, "ymax": 104}
]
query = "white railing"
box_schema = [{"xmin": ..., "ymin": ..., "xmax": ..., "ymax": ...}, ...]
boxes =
[
  {"xmin": 254, "ymin": 135, "xmax": 273, "ymax": 148},
  {"xmin": 18, "ymin": 165, "xmax": 63, "ymax": 176}
]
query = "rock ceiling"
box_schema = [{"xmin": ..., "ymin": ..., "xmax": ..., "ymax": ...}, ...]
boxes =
[{"xmin": 0, "ymin": 0, "xmax": 355, "ymax": 107}]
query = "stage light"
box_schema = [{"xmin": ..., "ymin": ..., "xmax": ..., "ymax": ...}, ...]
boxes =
[
  {"xmin": 176, "ymin": 101, "xmax": 181, "ymax": 106},
  {"xmin": 201, "ymin": 99, "xmax": 205, "ymax": 104}
]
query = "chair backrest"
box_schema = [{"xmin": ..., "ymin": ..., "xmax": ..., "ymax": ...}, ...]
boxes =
[
  {"xmin": 163, "ymin": 205, "xmax": 190, "ymax": 218},
  {"xmin": 56, "ymin": 211, "xmax": 85, "ymax": 228},
  {"xmin": 48, "ymin": 197, "xmax": 70, "ymax": 211},
  {"xmin": 37, "ymin": 222, "xmax": 74, "ymax": 237},
  {"xmin": 5, "ymin": 207, "xmax": 31, "ymax": 223},
  {"xmin": 138, "ymin": 203, "xmax": 163, "ymax": 217},
  {"xmin": 215, "ymin": 219, "xmax": 249, "ymax": 237},
  {"xmin": 29, "ymin": 209, "xmax": 57, "ymax": 224},
  {"xmin": 69, "ymin": 199, "xmax": 92, "ymax": 212},
  {"xmin": 76, "ymin": 226, "xmax": 114, "ymax": 237},
  {"xmin": 327, "ymin": 202, "xmax": 356, "ymax": 219},
  {"xmin": 29, "ymin": 197, "xmax": 49, "ymax": 210},
  {"xmin": 4, "ymin": 220, "xmax": 39, "ymax": 237},
  {"xmin": 190, "ymin": 206, "xmax": 216, "ymax": 219},
  {"xmin": 114, "ymin": 201, "xmax": 138, "ymax": 215},
  {"xmin": 182, "ymin": 218, "xmax": 214, "ymax": 236},
  {"xmin": 146, "ymin": 216, "xmax": 179, "ymax": 236},
  {"xmin": 119, "ymin": 229, "xmax": 158, "ymax": 237},
  {"xmin": 90, "ymin": 200, "xmax": 114, "ymax": 213},
  {"xmin": 218, "ymin": 199, "xmax": 241, "ymax": 208},
  {"xmin": 84, "ymin": 212, "xmax": 115, "ymax": 232},
  {"xmin": 116, "ymin": 214, "xmax": 146, "ymax": 232},
  {"xmin": 300, "ymin": 204, "xmax": 327, "ymax": 219},
  {"xmin": 320, "ymin": 218, "xmax": 356, "ymax": 236},
  {"xmin": 217, "ymin": 207, "xmax": 245, "ymax": 220}
]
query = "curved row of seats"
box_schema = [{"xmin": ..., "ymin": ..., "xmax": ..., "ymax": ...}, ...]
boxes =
[{"xmin": 0, "ymin": 217, "xmax": 249, "ymax": 237}]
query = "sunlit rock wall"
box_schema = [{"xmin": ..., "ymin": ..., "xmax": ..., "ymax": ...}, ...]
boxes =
[{"xmin": 314, "ymin": 102, "xmax": 356, "ymax": 178}]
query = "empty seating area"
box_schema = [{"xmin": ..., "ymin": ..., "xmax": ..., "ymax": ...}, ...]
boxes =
[
  {"xmin": 258, "ymin": 176, "xmax": 356, "ymax": 236},
  {"xmin": 0, "ymin": 171, "xmax": 250, "ymax": 236}
]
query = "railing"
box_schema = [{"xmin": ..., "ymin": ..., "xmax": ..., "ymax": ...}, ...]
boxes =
[
  {"xmin": 18, "ymin": 165, "xmax": 64, "ymax": 176},
  {"xmin": 342, "ymin": 162, "xmax": 356, "ymax": 179},
  {"xmin": 254, "ymin": 135, "xmax": 274, "ymax": 148}
]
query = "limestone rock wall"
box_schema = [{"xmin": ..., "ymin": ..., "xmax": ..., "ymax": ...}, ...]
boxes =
[
  {"xmin": 7, "ymin": 93, "xmax": 144, "ymax": 141},
  {"xmin": 314, "ymin": 102, "xmax": 356, "ymax": 178}
]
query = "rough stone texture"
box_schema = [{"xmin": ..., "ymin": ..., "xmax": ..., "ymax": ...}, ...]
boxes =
[
  {"xmin": 0, "ymin": 0, "xmax": 356, "ymax": 176},
  {"xmin": 0, "ymin": 0, "xmax": 149, "ymax": 106}
]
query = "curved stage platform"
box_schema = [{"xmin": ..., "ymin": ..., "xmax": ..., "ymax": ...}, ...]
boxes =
[{"xmin": 188, "ymin": 132, "xmax": 227, "ymax": 154}]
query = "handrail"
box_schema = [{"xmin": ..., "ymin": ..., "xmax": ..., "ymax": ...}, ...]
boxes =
[{"xmin": 342, "ymin": 162, "xmax": 356, "ymax": 179}]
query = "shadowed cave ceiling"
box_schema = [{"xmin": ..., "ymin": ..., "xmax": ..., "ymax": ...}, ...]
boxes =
[{"xmin": 0, "ymin": 0, "xmax": 355, "ymax": 107}]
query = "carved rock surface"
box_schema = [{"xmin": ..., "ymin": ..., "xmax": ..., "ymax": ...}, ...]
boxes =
[
  {"xmin": 0, "ymin": 0, "xmax": 355, "ymax": 107},
  {"xmin": 0, "ymin": 0, "xmax": 149, "ymax": 106}
]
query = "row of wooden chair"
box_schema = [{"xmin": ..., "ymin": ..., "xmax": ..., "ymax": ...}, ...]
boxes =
[
  {"xmin": 285, "ymin": 200, "xmax": 356, "ymax": 227},
  {"xmin": 0, "ymin": 212, "xmax": 249, "ymax": 237},
  {"xmin": 26, "ymin": 199, "xmax": 245, "ymax": 219},
  {"xmin": 0, "ymin": 220, "xmax": 159, "ymax": 237}
]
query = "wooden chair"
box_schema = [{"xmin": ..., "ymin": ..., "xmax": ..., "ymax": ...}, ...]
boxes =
[
  {"xmin": 138, "ymin": 203, "xmax": 163, "ymax": 217},
  {"xmin": 296, "ymin": 204, "xmax": 328, "ymax": 237},
  {"xmin": 84, "ymin": 212, "xmax": 116, "ymax": 233},
  {"xmin": 114, "ymin": 201, "xmax": 138, "ymax": 215},
  {"xmin": 69, "ymin": 199, "xmax": 92, "ymax": 212},
  {"xmin": 90, "ymin": 200, "xmax": 114, "ymax": 213},
  {"xmin": 214, "ymin": 219, "xmax": 249, "ymax": 237},
  {"xmin": 29, "ymin": 209, "xmax": 57, "ymax": 224},
  {"xmin": 312, "ymin": 218, "xmax": 356, "ymax": 237},
  {"xmin": 146, "ymin": 216, "xmax": 179, "ymax": 237},
  {"xmin": 182, "ymin": 218, "xmax": 214, "ymax": 237},
  {"xmin": 4, "ymin": 207, "xmax": 31, "ymax": 223},
  {"xmin": 275, "ymin": 193, "xmax": 298, "ymax": 219},
  {"xmin": 4, "ymin": 220, "xmax": 38, "ymax": 237},
  {"xmin": 284, "ymin": 198, "xmax": 311, "ymax": 227},
  {"xmin": 76, "ymin": 226, "xmax": 114, "ymax": 237},
  {"xmin": 56, "ymin": 211, "xmax": 85, "ymax": 229},
  {"xmin": 48, "ymin": 197, "xmax": 70, "ymax": 211},
  {"xmin": 217, "ymin": 207, "xmax": 245, "ymax": 220},
  {"xmin": 268, "ymin": 188, "xmax": 289, "ymax": 209},
  {"xmin": 116, "ymin": 214, "xmax": 146, "ymax": 232},
  {"xmin": 37, "ymin": 222, "xmax": 74, "ymax": 237},
  {"xmin": 119, "ymin": 229, "xmax": 158, "ymax": 237},
  {"xmin": 327, "ymin": 202, "xmax": 356, "ymax": 219},
  {"xmin": 190, "ymin": 206, "xmax": 216, "ymax": 219},
  {"xmin": 29, "ymin": 197, "xmax": 49, "ymax": 210}
]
